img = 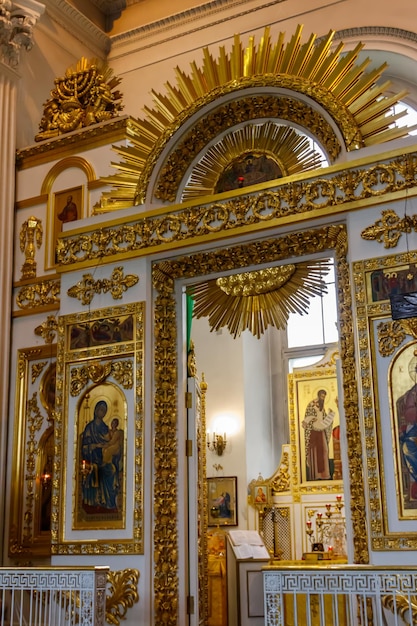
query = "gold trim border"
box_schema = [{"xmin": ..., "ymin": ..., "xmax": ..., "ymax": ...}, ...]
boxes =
[
  {"xmin": 353, "ymin": 252, "xmax": 417, "ymax": 550},
  {"xmin": 9, "ymin": 344, "xmax": 57, "ymax": 559},
  {"xmin": 53, "ymin": 301, "xmax": 144, "ymax": 555},
  {"xmin": 154, "ymin": 94, "xmax": 340, "ymax": 202},
  {"xmin": 57, "ymin": 147, "xmax": 417, "ymax": 272},
  {"xmin": 152, "ymin": 223, "xmax": 366, "ymax": 624}
]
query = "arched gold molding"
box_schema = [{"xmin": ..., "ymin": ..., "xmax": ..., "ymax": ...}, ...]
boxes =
[
  {"xmin": 152, "ymin": 223, "xmax": 368, "ymax": 624},
  {"xmin": 161, "ymin": 108, "xmax": 331, "ymax": 203},
  {"xmin": 41, "ymin": 156, "xmax": 97, "ymax": 195},
  {"xmin": 101, "ymin": 25, "xmax": 409, "ymax": 208}
]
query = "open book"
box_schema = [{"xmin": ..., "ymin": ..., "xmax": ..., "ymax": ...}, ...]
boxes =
[{"xmin": 228, "ymin": 530, "xmax": 270, "ymax": 560}]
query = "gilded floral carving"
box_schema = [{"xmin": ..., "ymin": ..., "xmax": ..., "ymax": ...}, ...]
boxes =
[
  {"xmin": 57, "ymin": 151, "xmax": 417, "ymax": 269},
  {"xmin": 152, "ymin": 224, "xmax": 366, "ymax": 623}
]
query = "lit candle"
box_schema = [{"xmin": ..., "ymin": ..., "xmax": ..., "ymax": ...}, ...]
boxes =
[
  {"xmin": 206, "ymin": 431, "xmax": 210, "ymax": 444},
  {"xmin": 82, "ymin": 460, "xmax": 86, "ymax": 472}
]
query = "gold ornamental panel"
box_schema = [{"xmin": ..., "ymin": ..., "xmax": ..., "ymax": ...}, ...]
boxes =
[
  {"xmin": 57, "ymin": 147, "xmax": 417, "ymax": 271},
  {"xmin": 53, "ymin": 302, "xmax": 144, "ymax": 554},
  {"xmin": 152, "ymin": 224, "xmax": 366, "ymax": 625},
  {"xmin": 354, "ymin": 252, "xmax": 417, "ymax": 549}
]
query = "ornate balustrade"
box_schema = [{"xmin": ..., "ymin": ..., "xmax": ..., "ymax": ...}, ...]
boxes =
[
  {"xmin": 263, "ymin": 565, "xmax": 417, "ymax": 626},
  {"xmin": 0, "ymin": 566, "xmax": 108, "ymax": 626}
]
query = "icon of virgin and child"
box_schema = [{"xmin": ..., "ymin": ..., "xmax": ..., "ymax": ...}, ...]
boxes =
[{"xmin": 80, "ymin": 399, "xmax": 124, "ymax": 514}]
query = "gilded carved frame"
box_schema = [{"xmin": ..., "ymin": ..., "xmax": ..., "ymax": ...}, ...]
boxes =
[
  {"xmin": 9, "ymin": 344, "xmax": 57, "ymax": 558},
  {"xmin": 53, "ymin": 302, "xmax": 144, "ymax": 554},
  {"xmin": 354, "ymin": 252, "xmax": 417, "ymax": 549},
  {"xmin": 289, "ymin": 365, "xmax": 343, "ymax": 494},
  {"xmin": 152, "ymin": 223, "xmax": 366, "ymax": 625}
]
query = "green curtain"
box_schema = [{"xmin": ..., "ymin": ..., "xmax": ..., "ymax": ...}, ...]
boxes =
[{"xmin": 186, "ymin": 293, "xmax": 194, "ymax": 352}]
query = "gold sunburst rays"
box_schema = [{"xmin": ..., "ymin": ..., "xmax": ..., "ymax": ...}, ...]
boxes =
[
  {"xmin": 181, "ymin": 122, "xmax": 324, "ymax": 201},
  {"xmin": 101, "ymin": 25, "xmax": 410, "ymax": 209},
  {"xmin": 188, "ymin": 259, "xmax": 331, "ymax": 339}
]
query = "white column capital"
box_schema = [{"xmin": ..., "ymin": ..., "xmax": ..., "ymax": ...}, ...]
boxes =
[{"xmin": 0, "ymin": 0, "xmax": 45, "ymax": 68}]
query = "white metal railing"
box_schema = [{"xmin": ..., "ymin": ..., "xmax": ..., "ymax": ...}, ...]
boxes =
[
  {"xmin": 263, "ymin": 565, "xmax": 417, "ymax": 626},
  {"xmin": 0, "ymin": 567, "xmax": 108, "ymax": 626}
]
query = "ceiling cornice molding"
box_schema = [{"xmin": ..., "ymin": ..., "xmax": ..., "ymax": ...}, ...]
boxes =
[
  {"xmin": 331, "ymin": 25, "xmax": 417, "ymax": 45},
  {"xmin": 110, "ymin": 0, "xmax": 287, "ymax": 51},
  {"xmin": 42, "ymin": 0, "xmax": 111, "ymax": 56},
  {"xmin": 90, "ymin": 0, "xmax": 126, "ymax": 14}
]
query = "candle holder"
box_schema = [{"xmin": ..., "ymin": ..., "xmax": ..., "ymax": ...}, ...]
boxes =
[
  {"xmin": 305, "ymin": 497, "xmax": 346, "ymax": 557},
  {"xmin": 80, "ymin": 459, "xmax": 91, "ymax": 483},
  {"xmin": 207, "ymin": 432, "xmax": 227, "ymax": 456}
]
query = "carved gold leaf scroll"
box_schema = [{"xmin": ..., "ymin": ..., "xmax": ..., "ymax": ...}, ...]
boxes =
[
  {"xmin": 106, "ymin": 568, "xmax": 140, "ymax": 625},
  {"xmin": 58, "ymin": 152, "xmax": 417, "ymax": 268},
  {"xmin": 271, "ymin": 451, "xmax": 291, "ymax": 494},
  {"xmin": 61, "ymin": 569, "xmax": 139, "ymax": 626},
  {"xmin": 70, "ymin": 360, "xmax": 133, "ymax": 396},
  {"xmin": 382, "ymin": 593, "xmax": 417, "ymax": 626},
  {"xmin": 361, "ymin": 209, "xmax": 417, "ymax": 248},
  {"xmin": 67, "ymin": 267, "xmax": 139, "ymax": 305},
  {"xmin": 34, "ymin": 315, "xmax": 58, "ymax": 344},
  {"xmin": 377, "ymin": 320, "xmax": 406, "ymax": 357},
  {"xmin": 401, "ymin": 318, "xmax": 417, "ymax": 339},
  {"xmin": 24, "ymin": 393, "xmax": 44, "ymax": 542},
  {"xmin": 16, "ymin": 279, "xmax": 60, "ymax": 310},
  {"xmin": 188, "ymin": 259, "xmax": 331, "ymax": 338}
]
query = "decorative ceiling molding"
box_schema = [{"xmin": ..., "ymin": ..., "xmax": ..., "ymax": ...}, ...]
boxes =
[
  {"xmin": 330, "ymin": 26, "xmax": 417, "ymax": 45},
  {"xmin": 90, "ymin": 0, "xmax": 126, "ymax": 13},
  {"xmin": 42, "ymin": 0, "xmax": 111, "ymax": 56},
  {"xmin": 110, "ymin": 0, "xmax": 288, "ymax": 48},
  {"xmin": 101, "ymin": 25, "xmax": 411, "ymax": 209}
]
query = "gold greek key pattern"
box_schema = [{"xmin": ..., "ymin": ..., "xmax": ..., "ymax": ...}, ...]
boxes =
[{"xmin": 57, "ymin": 151, "xmax": 417, "ymax": 269}]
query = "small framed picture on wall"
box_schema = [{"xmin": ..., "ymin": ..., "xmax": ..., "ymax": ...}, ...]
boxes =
[{"xmin": 207, "ymin": 476, "xmax": 238, "ymax": 527}]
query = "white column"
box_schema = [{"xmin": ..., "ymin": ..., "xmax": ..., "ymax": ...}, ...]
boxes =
[
  {"xmin": 0, "ymin": 0, "xmax": 45, "ymax": 562},
  {"xmin": 0, "ymin": 60, "xmax": 18, "ymax": 563}
]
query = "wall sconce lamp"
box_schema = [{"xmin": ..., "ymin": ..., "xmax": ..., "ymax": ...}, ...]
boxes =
[{"xmin": 207, "ymin": 431, "xmax": 227, "ymax": 456}]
